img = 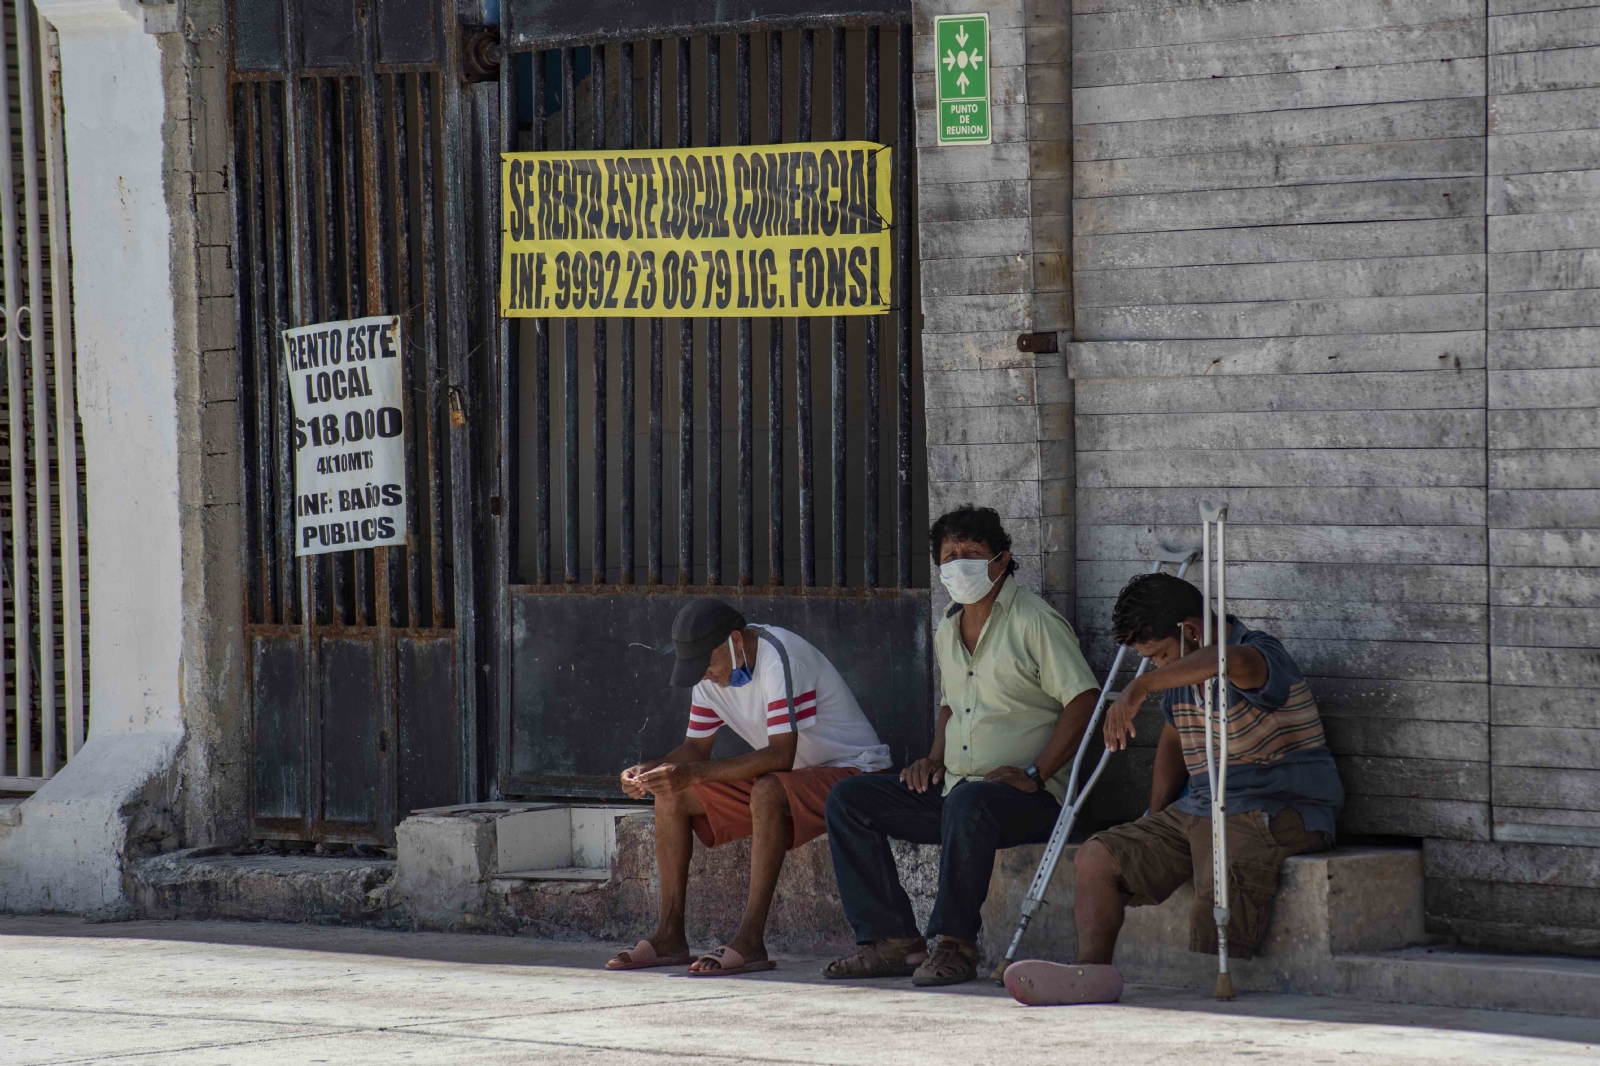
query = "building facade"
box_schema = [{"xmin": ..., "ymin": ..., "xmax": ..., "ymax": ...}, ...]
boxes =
[{"xmin": 1, "ymin": 0, "xmax": 1597, "ymax": 956}]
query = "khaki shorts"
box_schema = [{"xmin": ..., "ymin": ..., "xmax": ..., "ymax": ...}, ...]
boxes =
[{"xmin": 1089, "ymin": 804, "xmax": 1329, "ymax": 958}]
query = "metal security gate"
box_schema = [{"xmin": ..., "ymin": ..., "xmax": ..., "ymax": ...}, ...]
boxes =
[
  {"xmin": 495, "ymin": 2, "xmax": 931, "ymax": 798},
  {"xmin": 230, "ymin": 0, "xmax": 482, "ymax": 843},
  {"xmin": 1, "ymin": 1, "xmax": 88, "ymax": 793}
]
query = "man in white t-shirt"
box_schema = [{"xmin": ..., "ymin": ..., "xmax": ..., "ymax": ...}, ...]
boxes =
[{"xmin": 606, "ymin": 598, "xmax": 892, "ymax": 978}]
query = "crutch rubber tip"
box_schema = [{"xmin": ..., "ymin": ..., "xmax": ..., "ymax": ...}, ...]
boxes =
[
  {"xmin": 990, "ymin": 960, "xmax": 1011, "ymax": 983},
  {"xmin": 1214, "ymin": 972, "xmax": 1236, "ymax": 1000}
]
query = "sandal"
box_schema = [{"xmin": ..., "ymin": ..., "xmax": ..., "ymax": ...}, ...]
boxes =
[
  {"xmin": 687, "ymin": 944, "xmax": 777, "ymax": 977},
  {"xmin": 1004, "ymin": 960, "xmax": 1124, "ymax": 1005},
  {"xmin": 912, "ymin": 937, "xmax": 978, "ymax": 987},
  {"xmin": 605, "ymin": 939, "xmax": 693, "ymax": 971},
  {"xmin": 822, "ymin": 938, "xmax": 929, "ymax": 980}
]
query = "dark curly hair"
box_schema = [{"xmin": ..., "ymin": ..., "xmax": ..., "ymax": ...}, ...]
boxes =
[
  {"xmin": 929, "ymin": 505, "xmax": 1019, "ymax": 575},
  {"xmin": 1112, "ymin": 572, "xmax": 1202, "ymax": 645}
]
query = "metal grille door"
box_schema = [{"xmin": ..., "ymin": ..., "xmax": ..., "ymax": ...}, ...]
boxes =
[
  {"xmin": 230, "ymin": 0, "xmax": 477, "ymax": 842},
  {"xmin": 495, "ymin": 7, "xmax": 931, "ymax": 798},
  {"xmin": 0, "ymin": 2, "xmax": 87, "ymax": 792}
]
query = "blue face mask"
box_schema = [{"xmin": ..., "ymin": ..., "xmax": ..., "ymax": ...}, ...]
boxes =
[{"xmin": 727, "ymin": 635, "xmax": 753, "ymax": 687}]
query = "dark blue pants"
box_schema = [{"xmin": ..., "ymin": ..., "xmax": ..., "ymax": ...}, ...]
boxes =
[{"xmin": 825, "ymin": 773, "xmax": 1061, "ymax": 944}]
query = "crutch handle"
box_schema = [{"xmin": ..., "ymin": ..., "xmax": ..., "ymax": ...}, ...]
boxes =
[{"xmin": 1199, "ymin": 501, "xmax": 1228, "ymax": 524}]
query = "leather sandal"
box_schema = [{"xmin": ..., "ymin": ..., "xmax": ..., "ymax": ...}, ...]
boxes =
[
  {"xmin": 822, "ymin": 937, "xmax": 930, "ymax": 979},
  {"xmin": 912, "ymin": 937, "xmax": 978, "ymax": 987}
]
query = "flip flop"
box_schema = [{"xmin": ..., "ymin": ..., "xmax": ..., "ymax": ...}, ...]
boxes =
[
  {"xmin": 687, "ymin": 945, "xmax": 778, "ymax": 977},
  {"xmin": 605, "ymin": 939, "xmax": 693, "ymax": 971},
  {"xmin": 1004, "ymin": 960, "xmax": 1124, "ymax": 1005}
]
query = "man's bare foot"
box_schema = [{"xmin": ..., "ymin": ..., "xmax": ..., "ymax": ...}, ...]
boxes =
[
  {"xmin": 645, "ymin": 932, "xmax": 690, "ymax": 957},
  {"xmin": 690, "ymin": 934, "xmax": 768, "ymax": 973},
  {"xmin": 605, "ymin": 932, "xmax": 692, "ymax": 970}
]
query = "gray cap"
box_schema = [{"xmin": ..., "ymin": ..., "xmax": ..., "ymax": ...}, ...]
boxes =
[{"xmin": 669, "ymin": 598, "xmax": 746, "ymax": 687}]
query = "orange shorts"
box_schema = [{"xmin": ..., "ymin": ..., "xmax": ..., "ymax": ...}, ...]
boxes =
[{"xmin": 691, "ymin": 766, "xmax": 861, "ymax": 850}]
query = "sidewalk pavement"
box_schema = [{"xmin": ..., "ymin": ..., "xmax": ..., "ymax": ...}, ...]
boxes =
[{"xmin": 2, "ymin": 915, "xmax": 1597, "ymax": 1065}]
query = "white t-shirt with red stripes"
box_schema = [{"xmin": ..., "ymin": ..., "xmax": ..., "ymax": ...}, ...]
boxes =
[{"xmin": 687, "ymin": 625, "xmax": 892, "ymax": 772}]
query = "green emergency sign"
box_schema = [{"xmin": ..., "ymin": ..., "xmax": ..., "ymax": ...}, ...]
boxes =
[{"xmin": 934, "ymin": 14, "xmax": 990, "ymax": 146}]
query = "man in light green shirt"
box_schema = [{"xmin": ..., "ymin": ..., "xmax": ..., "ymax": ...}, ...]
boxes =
[{"xmin": 823, "ymin": 506, "xmax": 1100, "ymax": 987}]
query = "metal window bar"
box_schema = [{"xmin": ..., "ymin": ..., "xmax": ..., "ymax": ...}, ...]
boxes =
[
  {"xmin": 509, "ymin": 24, "xmax": 921, "ymax": 596},
  {"xmin": 766, "ymin": 30, "xmax": 784, "ymax": 588},
  {"xmin": 591, "ymin": 43, "xmax": 608, "ymax": 584},
  {"xmin": 647, "ymin": 38, "xmax": 664, "ymax": 585},
  {"xmin": 0, "ymin": 2, "xmax": 89, "ymax": 789},
  {"xmin": 677, "ymin": 36, "xmax": 693, "ymax": 587},
  {"xmin": 862, "ymin": 26, "xmax": 880, "ymax": 590},
  {"xmin": 704, "ymin": 34, "xmax": 721, "ymax": 586}
]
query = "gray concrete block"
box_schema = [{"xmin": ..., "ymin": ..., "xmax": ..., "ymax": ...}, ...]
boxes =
[
  {"xmin": 981, "ymin": 844, "xmax": 1426, "ymax": 995},
  {"xmin": 394, "ymin": 814, "xmax": 497, "ymax": 929},
  {"xmin": 198, "ymin": 244, "xmax": 234, "ymax": 299}
]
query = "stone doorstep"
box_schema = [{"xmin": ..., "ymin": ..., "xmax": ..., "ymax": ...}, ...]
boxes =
[{"xmin": 129, "ymin": 849, "xmax": 399, "ymax": 926}]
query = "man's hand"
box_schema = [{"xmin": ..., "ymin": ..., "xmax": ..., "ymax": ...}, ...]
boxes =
[
  {"xmin": 984, "ymin": 765, "xmax": 1038, "ymax": 793},
  {"xmin": 1104, "ymin": 679, "xmax": 1146, "ymax": 752},
  {"xmin": 636, "ymin": 763, "xmax": 696, "ymax": 794},
  {"xmin": 900, "ymin": 757, "xmax": 945, "ymax": 793},
  {"xmin": 619, "ymin": 763, "xmax": 651, "ymax": 800}
]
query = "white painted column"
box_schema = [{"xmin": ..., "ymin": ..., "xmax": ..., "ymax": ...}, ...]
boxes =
[{"xmin": 0, "ymin": 0, "xmax": 184, "ymax": 913}]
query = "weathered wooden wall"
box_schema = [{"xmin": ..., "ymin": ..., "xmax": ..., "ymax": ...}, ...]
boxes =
[
  {"xmin": 914, "ymin": 0, "xmax": 1077, "ymax": 622},
  {"xmin": 1069, "ymin": 0, "xmax": 1492, "ymax": 841},
  {"xmin": 1046, "ymin": 0, "xmax": 1600, "ymax": 956},
  {"xmin": 1425, "ymin": 0, "xmax": 1600, "ymax": 955}
]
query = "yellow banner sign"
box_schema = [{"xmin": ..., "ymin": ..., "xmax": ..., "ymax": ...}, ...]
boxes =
[{"xmin": 501, "ymin": 142, "xmax": 892, "ymax": 318}]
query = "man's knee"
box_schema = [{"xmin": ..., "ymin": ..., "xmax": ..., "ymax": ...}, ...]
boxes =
[
  {"xmin": 940, "ymin": 782, "xmax": 998, "ymax": 836},
  {"xmin": 825, "ymin": 772, "xmax": 885, "ymax": 827},
  {"xmin": 750, "ymin": 774, "xmax": 789, "ymax": 815},
  {"xmin": 1075, "ymin": 838, "xmax": 1122, "ymax": 887},
  {"xmin": 655, "ymin": 785, "xmax": 691, "ymax": 816}
]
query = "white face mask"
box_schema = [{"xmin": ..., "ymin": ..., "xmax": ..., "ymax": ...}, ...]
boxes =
[{"xmin": 939, "ymin": 554, "xmax": 1001, "ymax": 604}]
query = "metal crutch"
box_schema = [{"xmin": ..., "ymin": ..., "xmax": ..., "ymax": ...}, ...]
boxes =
[
  {"xmin": 1200, "ymin": 500, "xmax": 1235, "ymax": 1000},
  {"xmin": 990, "ymin": 546, "xmax": 1201, "ymax": 982}
]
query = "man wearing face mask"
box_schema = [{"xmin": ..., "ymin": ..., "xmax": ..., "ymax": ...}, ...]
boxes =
[
  {"xmin": 821, "ymin": 505, "xmax": 1101, "ymax": 986},
  {"xmin": 608, "ymin": 598, "xmax": 891, "ymax": 976}
]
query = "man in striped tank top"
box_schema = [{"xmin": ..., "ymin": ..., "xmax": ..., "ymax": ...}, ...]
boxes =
[{"xmin": 1075, "ymin": 572, "xmax": 1345, "ymax": 966}]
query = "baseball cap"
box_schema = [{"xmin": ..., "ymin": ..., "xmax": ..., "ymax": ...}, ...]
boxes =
[{"xmin": 669, "ymin": 598, "xmax": 746, "ymax": 687}]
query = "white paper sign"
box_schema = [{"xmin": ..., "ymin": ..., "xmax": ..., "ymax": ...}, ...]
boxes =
[{"xmin": 282, "ymin": 315, "xmax": 407, "ymax": 556}]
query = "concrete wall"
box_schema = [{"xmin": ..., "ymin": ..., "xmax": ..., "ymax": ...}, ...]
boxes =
[
  {"xmin": 0, "ymin": 0, "xmax": 185, "ymax": 912},
  {"xmin": 0, "ymin": 0, "xmax": 244, "ymax": 912},
  {"xmin": 172, "ymin": 0, "xmax": 250, "ymax": 848}
]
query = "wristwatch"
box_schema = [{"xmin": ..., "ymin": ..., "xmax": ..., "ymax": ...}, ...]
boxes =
[{"xmin": 1024, "ymin": 764, "xmax": 1045, "ymax": 789}]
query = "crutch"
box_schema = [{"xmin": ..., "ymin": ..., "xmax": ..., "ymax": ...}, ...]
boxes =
[
  {"xmin": 990, "ymin": 546, "xmax": 1201, "ymax": 982},
  {"xmin": 1199, "ymin": 500, "xmax": 1235, "ymax": 1000}
]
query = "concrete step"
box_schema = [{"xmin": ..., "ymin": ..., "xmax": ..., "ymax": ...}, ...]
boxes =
[
  {"xmin": 1337, "ymin": 946, "xmax": 1600, "ymax": 1019},
  {"xmin": 494, "ymin": 866, "xmax": 612, "ymax": 882},
  {"xmin": 131, "ymin": 849, "xmax": 398, "ymax": 925}
]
